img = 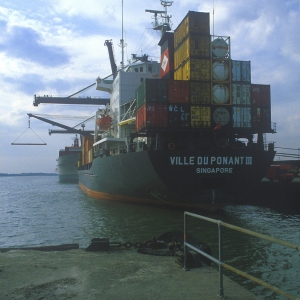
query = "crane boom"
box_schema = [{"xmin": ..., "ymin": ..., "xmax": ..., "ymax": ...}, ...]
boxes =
[
  {"xmin": 27, "ymin": 113, "xmax": 92, "ymax": 136},
  {"xmin": 104, "ymin": 40, "xmax": 117, "ymax": 78},
  {"xmin": 48, "ymin": 129, "xmax": 94, "ymax": 135},
  {"xmin": 33, "ymin": 95, "xmax": 110, "ymax": 107}
]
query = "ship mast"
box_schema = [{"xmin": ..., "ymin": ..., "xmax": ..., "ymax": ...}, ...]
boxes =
[
  {"xmin": 146, "ymin": 0, "xmax": 173, "ymax": 37},
  {"xmin": 119, "ymin": 0, "xmax": 125, "ymax": 69}
]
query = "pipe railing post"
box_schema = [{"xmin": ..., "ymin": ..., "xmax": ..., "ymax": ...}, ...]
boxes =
[
  {"xmin": 218, "ymin": 221, "xmax": 224, "ymax": 298},
  {"xmin": 183, "ymin": 212, "xmax": 188, "ymax": 270},
  {"xmin": 183, "ymin": 211, "xmax": 299, "ymax": 300}
]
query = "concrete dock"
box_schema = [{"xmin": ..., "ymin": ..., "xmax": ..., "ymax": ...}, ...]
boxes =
[{"xmin": 0, "ymin": 248, "xmax": 258, "ymax": 300}]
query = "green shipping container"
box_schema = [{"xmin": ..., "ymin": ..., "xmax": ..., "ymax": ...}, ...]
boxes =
[{"xmin": 135, "ymin": 79, "xmax": 168, "ymax": 109}]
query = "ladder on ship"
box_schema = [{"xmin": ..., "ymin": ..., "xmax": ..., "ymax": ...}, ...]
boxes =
[{"xmin": 118, "ymin": 99, "xmax": 137, "ymax": 126}]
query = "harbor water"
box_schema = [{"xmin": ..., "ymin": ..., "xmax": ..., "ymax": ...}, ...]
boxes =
[{"xmin": 0, "ymin": 175, "xmax": 299, "ymax": 299}]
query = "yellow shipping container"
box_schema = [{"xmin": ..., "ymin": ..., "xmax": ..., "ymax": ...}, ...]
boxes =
[
  {"xmin": 174, "ymin": 35, "xmax": 210, "ymax": 69},
  {"xmin": 174, "ymin": 67, "xmax": 183, "ymax": 80},
  {"xmin": 88, "ymin": 148, "xmax": 93, "ymax": 163},
  {"xmin": 175, "ymin": 59, "xmax": 211, "ymax": 81},
  {"xmin": 174, "ymin": 11, "xmax": 210, "ymax": 48},
  {"xmin": 81, "ymin": 147, "xmax": 85, "ymax": 165},
  {"xmin": 190, "ymin": 82, "xmax": 211, "ymax": 104},
  {"xmin": 191, "ymin": 105, "xmax": 211, "ymax": 128}
]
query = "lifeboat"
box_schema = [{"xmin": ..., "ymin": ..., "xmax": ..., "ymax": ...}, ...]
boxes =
[{"xmin": 97, "ymin": 115, "xmax": 112, "ymax": 130}]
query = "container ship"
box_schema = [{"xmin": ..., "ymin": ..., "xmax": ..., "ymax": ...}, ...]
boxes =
[
  {"xmin": 57, "ymin": 135, "xmax": 81, "ymax": 183},
  {"xmin": 77, "ymin": 1, "xmax": 276, "ymax": 211}
]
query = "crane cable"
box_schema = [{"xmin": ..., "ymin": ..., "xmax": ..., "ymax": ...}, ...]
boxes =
[{"xmin": 11, "ymin": 117, "xmax": 47, "ymax": 146}]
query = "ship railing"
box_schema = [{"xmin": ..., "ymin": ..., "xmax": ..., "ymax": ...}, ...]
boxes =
[
  {"xmin": 274, "ymin": 147, "xmax": 300, "ymax": 160},
  {"xmin": 183, "ymin": 211, "xmax": 300, "ymax": 300},
  {"xmin": 94, "ymin": 142, "xmax": 147, "ymax": 157}
]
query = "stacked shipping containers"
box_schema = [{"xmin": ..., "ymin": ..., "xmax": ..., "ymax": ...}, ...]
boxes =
[
  {"xmin": 174, "ymin": 12, "xmax": 212, "ymax": 129},
  {"xmin": 135, "ymin": 11, "xmax": 272, "ymax": 133},
  {"xmin": 135, "ymin": 79, "xmax": 169, "ymax": 130},
  {"xmin": 81, "ymin": 136, "xmax": 94, "ymax": 165},
  {"xmin": 232, "ymin": 60, "xmax": 252, "ymax": 128}
]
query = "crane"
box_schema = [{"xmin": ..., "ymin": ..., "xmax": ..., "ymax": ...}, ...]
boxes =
[
  {"xmin": 27, "ymin": 113, "xmax": 93, "ymax": 136},
  {"xmin": 33, "ymin": 83, "xmax": 110, "ymax": 106},
  {"xmin": 104, "ymin": 40, "xmax": 118, "ymax": 78}
]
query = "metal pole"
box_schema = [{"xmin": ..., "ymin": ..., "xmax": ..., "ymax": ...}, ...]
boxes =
[
  {"xmin": 183, "ymin": 212, "xmax": 188, "ymax": 270},
  {"xmin": 218, "ymin": 221, "xmax": 224, "ymax": 298}
]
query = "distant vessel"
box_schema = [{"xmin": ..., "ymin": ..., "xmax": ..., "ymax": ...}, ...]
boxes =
[
  {"xmin": 77, "ymin": 1, "xmax": 276, "ymax": 211},
  {"xmin": 57, "ymin": 135, "xmax": 81, "ymax": 183}
]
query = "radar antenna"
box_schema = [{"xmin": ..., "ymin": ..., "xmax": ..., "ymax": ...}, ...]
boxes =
[{"xmin": 146, "ymin": 1, "xmax": 173, "ymax": 37}]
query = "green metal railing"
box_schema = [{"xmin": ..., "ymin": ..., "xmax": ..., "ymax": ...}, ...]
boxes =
[{"xmin": 183, "ymin": 211, "xmax": 300, "ymax": 299}]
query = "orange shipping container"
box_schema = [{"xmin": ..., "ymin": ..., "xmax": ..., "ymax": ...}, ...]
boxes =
[{"xmin": 84, "ymin": 136, "xmax": 94, "ymax": 152}]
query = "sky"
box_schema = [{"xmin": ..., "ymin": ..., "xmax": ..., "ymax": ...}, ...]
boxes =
[{"xmin": 0, "ymin": 0, "xmax": 299, "ymax": 173}]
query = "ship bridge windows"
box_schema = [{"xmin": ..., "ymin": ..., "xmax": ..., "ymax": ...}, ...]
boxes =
[{"xmin": 134, "ymin": 67, "xmax": 144, "ymax": 72}]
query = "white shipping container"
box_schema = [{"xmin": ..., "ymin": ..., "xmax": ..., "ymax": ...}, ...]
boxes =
[
  {"xmin": 233, "ymin": 107, "xmax": 251, "ymax": 128},
  {"xmin": 232, "ymin": 83, "xmax": 251, "ymax": 105}
]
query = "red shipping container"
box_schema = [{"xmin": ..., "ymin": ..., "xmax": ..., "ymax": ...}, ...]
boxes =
[
  {"xmin": 136, "ymin": 104, "xmax": 146, "ymax": 132},
  {"xmin": 136, "ymin": 103, "xmax": 168, "ymax": 132},
  {"xmin": 168, "ymin": 80, "xmax": 190, "ymax": 103},
  {"xmin": 251, "ymin": 84, "xmax": 270, "ymax": 106}
]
